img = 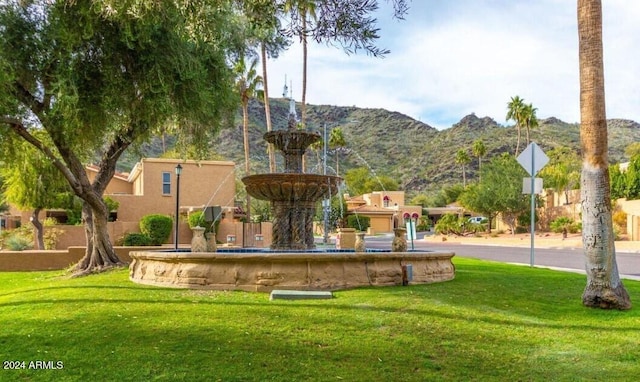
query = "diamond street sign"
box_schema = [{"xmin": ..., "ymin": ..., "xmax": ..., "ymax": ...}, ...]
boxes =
[{"xmin": 517, "ymin": 142, "xmax": 549, "ymax": 176}]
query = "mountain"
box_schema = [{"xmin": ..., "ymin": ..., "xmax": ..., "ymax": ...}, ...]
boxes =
[{"xmin": 119, "ymin": 99, "xmax": 640, "ymax": 197}]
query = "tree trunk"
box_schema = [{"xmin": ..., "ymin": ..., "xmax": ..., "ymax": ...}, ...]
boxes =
[
  {"xmin": 31, "ymin": 207, "xmax": 45, "ymax": 250},
  {"xmin": 515, "ymin": 124, "xmax": 521, "ymax": 156},
  {"xmin": 73, "ymin": 196, "xmax": 123, "ymax": 275},
  {"xmin": 462, "ymin": 165, "xmax": 466, "ymax": 187},
  {"xmin": 242, "ymin": 101, "xmax": 251, "ymax": 221},
  {"xmin": 261, "ymin": 42, "xmax": 276, "ymax": 173},
  {"xmin": 301, "ymin": 16, "xmax": 308, "ymax": 126},
  {"xmin": 578, "ymin": 0, "xmax": 630, "ymax": 309}
]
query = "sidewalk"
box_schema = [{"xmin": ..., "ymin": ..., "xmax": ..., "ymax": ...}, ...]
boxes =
[{"xmin": 421, "ymin": 232, "xmax": 640, "ymax": 253}]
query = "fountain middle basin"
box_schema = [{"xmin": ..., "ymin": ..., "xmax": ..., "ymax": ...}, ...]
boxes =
[
  {"xmin": 129, "ymin": 249, "xmax": 455, "ymax": 292},
  {"xmin": 242, "ymin": 173, "xmax": 342, "ymax": 250}
]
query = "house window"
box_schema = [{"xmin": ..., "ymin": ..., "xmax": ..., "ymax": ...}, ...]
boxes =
[{"xmin": 162, "ymin": 172, "xmax": 171, "ymax": 195}]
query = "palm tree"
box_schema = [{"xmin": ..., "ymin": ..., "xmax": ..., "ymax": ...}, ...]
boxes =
[
  {"xmin": 235, "ymin": 56, "xmax": 263, "ymax": 221},
  {"xmin": 455, "ymin": 149, "xmax": 471, "ymax": 187},
  {"xmin": 237, "ymin": 1, "xmax": 289, "ymax": 173},
  {"xmin": 506, "ymin": 95, "xmax": 525, "ymax": 156},
  {"xmin": 578, "ymin": 0, "xmax": 630, "ymax": 309},
  {"xmin": 261, "ymin": 42, "xmax": 276, "ymax": 173},
  {"xmin": 522, "ymin": 103, "xmax": 539, "ymax": 145},
  {"xmin": 284, "ymin": 0, "xmax": 317, "ymax": 126},
  {"xmin": 472, "ymin": 139, "xmax": 487, "ymax": 182},
  {"xmin": 329, "ymin": 127, "xmax": 347, "ymax": 176}
]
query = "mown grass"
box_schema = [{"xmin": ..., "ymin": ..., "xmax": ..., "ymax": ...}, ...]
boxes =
[{"xmin": 1, "ymin": 257, "xmax": 639, "ymax": 381}]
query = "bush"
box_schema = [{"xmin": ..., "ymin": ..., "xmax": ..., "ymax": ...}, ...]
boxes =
[
  {"xmin": 550, "ymin": 217, "xmax": 580, "ymax": 234},
  {"xmin": 435, "ymin": 213, "xmax": 481, "ymax": 236},
  {"xmin": 5, "ymin": 235, "xmax": 33, "ymax": 251},
  {"xmin": 139, "ymin": 214, "xmax": 173, "ymax": 245},
  {"xmin": 43, "ymin": 217, "xmax": 64, "ymax": 250},
  {"xmin": 188, "ymin": 210, "xmax": 205, "ymax": 228},
  {"xmin": 416, "ymin": 216, "xmax": 432, "ymax": 231},
  {"xmin": 123, "ymin": 232, "xmax": 153, "ymax": 246},
  {"xmin": 345, "ymin": 214, "xmax": 370, "ymax": 232},
  {"xmin": 613, "ymin": 210, "xmax": 627, "ymax": 233}
]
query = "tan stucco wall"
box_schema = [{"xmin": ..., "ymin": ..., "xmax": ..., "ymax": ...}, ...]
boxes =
[
  {"xmin": 364, "ymin": 191, "xmax": 406, "ymax": 208},
  {"xmin": 618, "ymin": 199, "xmax": 640, "ymax": 240},
  {"xmin": 0, "ymin": 246, "xmax": 162, "ymax": 271}
]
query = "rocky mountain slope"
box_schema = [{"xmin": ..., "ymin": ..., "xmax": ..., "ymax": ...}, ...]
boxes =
[{"xmin": 121, "ymin": 98, "xmax": 640, "ymax": 197}]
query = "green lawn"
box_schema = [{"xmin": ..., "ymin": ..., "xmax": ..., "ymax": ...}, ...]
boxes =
[{"xmin": 1, "ymin": 257, "xmax": 639, "ymax": 381}]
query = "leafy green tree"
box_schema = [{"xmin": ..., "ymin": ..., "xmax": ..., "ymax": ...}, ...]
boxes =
[
  {"xmin": 459, "ymin": 154, "xmax": 529, "ymax": 234},
  {"xmin": 455, "ymin": 149, "xmax": 471, "ymax": 187},
  {"xmin": 0, "ymin": 1, "xmax": 241, "ymax": 274},
  {"xmin": 0, "ymin": 137, "xmax": 71, "ymax": 249},
  {"xmin": 609, "ymin": 163, "xmax": 626, "ymax": 200},
  {"xmin": 472, "ymin": 139, "xmax": 487, "ymax": 182},
  {"xmin": 578, "ymin": 0, "xmax": 630, "ymax": 308},
  {"xmin": 539, "ymin": 147, "xmax": 581, "ymax": 204},
  {"xmin": 344, "ymin": 167, "xmax": 398, "ymax": 196},
  {"xmin": 624, "ymin": 142, "xmax": 640, "ymax": 160},
  {"xmin": 423, "ymin": 184, "xmax": 466, "ymax": 208},
  {"xmin": 624, "ymin": 154, "xmax": 640, "ymax": 199}
]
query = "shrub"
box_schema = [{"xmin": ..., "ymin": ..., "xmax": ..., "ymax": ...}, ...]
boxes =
[
  {"xmin": 435, "ymin": 213, "xmax": 481, "ymax": 236},
  {"xmin": 188, "ymin": 211, "xmax": 206, "ymax": 229},
  {"xmin": 43, "ymin": 217, "xmax": 64, "ymax": 250},
  {"xmin": 613, "ymin": 210, "xmax": 627, "ymax": 233},
  {"xmin": 550, "ymin": 217, "xmax": 580, "ymax": 234},
  {"xmin": 123, "ymin": 232, "xmax": 153, "ymax": 246},
  {"xmin": 416, "ymin": 216, "xmax": 432, "ymax": 231},
  {"xmin": 139, "ymin": 214, "xmax": 173, "ymax": 245},
  {"xmin": 187, "ymin": 211, "xmax": 219, "ymax": 234},
  {"xmin": 5, "ymin": 235, "xmax": 33, "ymax": 251},
  {"xmin": 346, "ymin": 214, "xmax": 370, "ymax": 232}
]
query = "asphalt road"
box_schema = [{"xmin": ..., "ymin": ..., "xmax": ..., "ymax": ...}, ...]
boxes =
[{"xmin": 364, "ymin": 234, "xmax": 640, "ymax": 280}]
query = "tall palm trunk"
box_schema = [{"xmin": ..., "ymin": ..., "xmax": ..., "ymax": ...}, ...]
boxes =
[
  {"xmin": 242, "ymin": 100, "xmax": 251, "ymax": 220},
  {"xmin": 300, "ymin": 13, "xmax": 309, "ymax": 173},
  {"xmin": 261, "ymin": 43, "xmax": 276, "ymax": 173},
  {"xmin": 578, "ymin": 0, "xmax": 630, "ymax": 309},
  {"xmin": 515, "ymin": 124, "xmax": 522, "ymax": 156},
  {"xmin": 301, "ymin": 15, "xmax": 308, "ymax": 126}
]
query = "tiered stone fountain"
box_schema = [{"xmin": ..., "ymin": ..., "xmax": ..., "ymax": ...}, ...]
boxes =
[
  {"xmin": 242, "ymin": 115, "xmax": 342, "ymax": 250},
  {"xmin": 129, "ymin": 113, "xmax": 455, "ymax": 292}
]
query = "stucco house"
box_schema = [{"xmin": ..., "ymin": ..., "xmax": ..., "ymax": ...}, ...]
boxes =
[
  {"xmin": 344, "ymin": 191, "xmax": 422, "ymax": 234},
  {"xmin": 4, "ymin": 158, "xmax": 248, "ymax": 249}
]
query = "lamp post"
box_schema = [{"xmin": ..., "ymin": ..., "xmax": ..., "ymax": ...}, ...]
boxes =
[{"xmin": 174, "ymin": 164, "xmax": 182, "ymax": 251}]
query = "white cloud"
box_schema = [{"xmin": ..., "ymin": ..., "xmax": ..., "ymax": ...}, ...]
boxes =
[{"xmin": 266, "ymin": 0, "xmax": 640, "ymax": 129}]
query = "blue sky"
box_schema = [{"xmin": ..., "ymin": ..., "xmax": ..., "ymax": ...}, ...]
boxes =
[{"xmin": 266, "ymin": 0, "xmax": 640, "ymax": 130}]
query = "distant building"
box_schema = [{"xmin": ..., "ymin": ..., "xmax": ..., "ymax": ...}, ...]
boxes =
[
  {"xmin": 344, "ymin": 191, "xmax": 422, "ymax": 234},
  {"xmin": 4, "ymin": 158, "xmax": 244, "ymax": 248}
]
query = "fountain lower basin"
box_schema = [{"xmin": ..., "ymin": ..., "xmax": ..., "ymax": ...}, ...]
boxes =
[{"xmin": 128, "ymin": 250, "xmax": 455, "ymax": 292}]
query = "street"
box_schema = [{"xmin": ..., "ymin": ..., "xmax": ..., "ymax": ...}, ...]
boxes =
[{"xmin": 363, "ymin": 234, "xmax": 640, "ymax": 280}]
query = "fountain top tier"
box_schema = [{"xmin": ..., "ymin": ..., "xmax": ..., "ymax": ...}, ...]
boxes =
[{"xmin": 263, "ymin": 114, "xmax": 321, "ymax": 173}]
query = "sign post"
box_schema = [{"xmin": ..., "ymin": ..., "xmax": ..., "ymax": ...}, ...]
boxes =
[{"xmin": 516, "ymin": 143, "xmax": 549, "ymax": 267}]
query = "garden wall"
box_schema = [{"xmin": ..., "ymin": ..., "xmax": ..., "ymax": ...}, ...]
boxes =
[{"xmin": 0, "ymin": 246, "xmax": 163, "ymax": 272}]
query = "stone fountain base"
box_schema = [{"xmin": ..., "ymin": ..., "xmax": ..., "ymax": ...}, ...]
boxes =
[{"xmin": 128, "ymin": 251, "xmax": 455, "ymax": 292}]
